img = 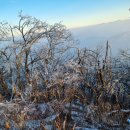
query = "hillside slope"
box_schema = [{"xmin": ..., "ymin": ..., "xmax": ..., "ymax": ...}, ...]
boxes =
[{"xmin": 71, "ymin": 19, "xmax": 130, "ymax": 54}]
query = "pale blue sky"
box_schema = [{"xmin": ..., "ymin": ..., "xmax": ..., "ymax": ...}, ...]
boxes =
[{"xmin": 0, "ymin": 0, "xmax": 130, "ymax": 28}]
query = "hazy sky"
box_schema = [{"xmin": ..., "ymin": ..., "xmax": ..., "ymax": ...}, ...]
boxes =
[{"xmin": 0, "ymin": 0, "xmax": 130, "ymax": 28}]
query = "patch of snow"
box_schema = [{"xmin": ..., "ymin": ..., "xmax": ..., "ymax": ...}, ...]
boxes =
[
  {"xmin": 127, "ymin": 118, "xmax": 130, "ymax": 124},
  {"xmin": 75, "ymin": 127, "xmax": 98, "ymax": 130},
  {"xmin": 45, "ymin": 114, "xmax": 59, "ymax": 122},
  {"xmin": 38, "ymin": 103, "xmax": 48, "ymax": 114},
  {"xmin": 25, "ymin": 120, "xmax": 41, "ymax": 128},
  {"xmin": 44, "ymin": 125, "xmax": 53, "ymax": 129}
]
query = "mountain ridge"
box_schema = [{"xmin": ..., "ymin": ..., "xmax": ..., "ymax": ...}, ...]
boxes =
[{"xmin": 71, "ymin": 19, "xmax": 130, "ymax": 55}]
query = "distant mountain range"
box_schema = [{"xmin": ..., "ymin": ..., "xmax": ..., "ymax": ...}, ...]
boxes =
[{"xmin": 71, "ymin": 19, "xmax": 130, "ymax": 55}]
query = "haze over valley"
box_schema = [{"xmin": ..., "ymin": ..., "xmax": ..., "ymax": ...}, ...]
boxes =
[{"xmin": 71, "ymin": 19, "xmax": 130, "ymax": 54}]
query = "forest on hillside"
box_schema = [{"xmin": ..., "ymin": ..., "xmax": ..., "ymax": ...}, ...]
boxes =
[{"xmin": 0, "ymin": 14, "xmax": 129, "ymax": 129}]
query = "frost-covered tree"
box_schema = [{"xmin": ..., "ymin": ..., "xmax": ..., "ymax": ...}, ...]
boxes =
[{"xmin": 0, "ymin": 12, "xmax": 75, "ymax": 92}]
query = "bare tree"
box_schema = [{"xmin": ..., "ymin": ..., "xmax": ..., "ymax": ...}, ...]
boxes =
[{"xmin": 0, "ymin": 12, "xmax": 75, "ymax": 91}]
